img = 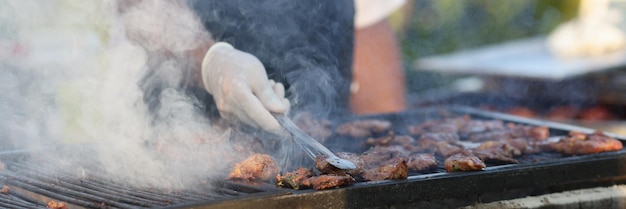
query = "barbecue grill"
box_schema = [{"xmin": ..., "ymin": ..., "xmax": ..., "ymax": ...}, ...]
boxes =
[{"xmin": 1, "ymin": 106, "xmax": 625, "ymax": 209}]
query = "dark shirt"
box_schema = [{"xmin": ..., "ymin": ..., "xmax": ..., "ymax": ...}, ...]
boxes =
[{"xmin": 188, "ymin": 0, "xmax": 355, "ymax": 117}]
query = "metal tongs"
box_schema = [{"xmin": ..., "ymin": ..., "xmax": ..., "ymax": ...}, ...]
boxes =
[{"xmin": 273, "ymin": 114, "xmax": 356, "ymax": 170}]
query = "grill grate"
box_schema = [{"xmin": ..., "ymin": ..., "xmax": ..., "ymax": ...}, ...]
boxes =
[
  {"xmin": 0, "ymin": 160, "xmax": 283, "ymax": 209},
  {"xmin": 0, "ymin": 186, "xmax": 47, "ymax": 209}
]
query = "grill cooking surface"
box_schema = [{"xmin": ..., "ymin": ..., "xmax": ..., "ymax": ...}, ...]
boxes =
[
  {"xmin": 0, "ymin": 159, "xmax": 286, "ymax": 208},
  {"xmin": 1, "ymin": 106, "xmax": 626, "ymax": 208}
]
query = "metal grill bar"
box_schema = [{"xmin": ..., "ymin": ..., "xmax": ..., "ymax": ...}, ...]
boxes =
[
  {"xmin": 0, "ymin": 158, "xmax": 273, "ymax": 209},
  {"xmin": 1, "ymin": 171, "xmax": 145, "ymax": 209},
  {"xmin": 2, "ymin": 178, "xmax": 112, "ymax": 209},
  {"xmin": 16, "ymin": 161, "xmax": 220, "ymax": 203},
  {"xmin": 0, "ymin": 193, "xmax": 45, "ymax": 209},
  {"xmin": 5, "ymin": 163, "xmax": 166, "ymax": 207}
]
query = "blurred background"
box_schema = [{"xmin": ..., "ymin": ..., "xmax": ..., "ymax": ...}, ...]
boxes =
[{"xmin": 392, "ymin": 0, "xmax": 579, "ymax": 93}]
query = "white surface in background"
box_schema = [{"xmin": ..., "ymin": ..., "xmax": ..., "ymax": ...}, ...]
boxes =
[{"xmin": 414, "ymin": 37, "xmax": 626, "ymax": 80}]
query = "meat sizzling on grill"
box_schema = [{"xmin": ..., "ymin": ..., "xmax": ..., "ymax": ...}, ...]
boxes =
[
  {"xmin": 275, "ymin": 167, "xmax": 315, "ymax": 190},
  {"xmin": 548, "ymin": 131, "xmax": 623, "ymax": 155},
  {"xmin": 300, "ymin": 174, "xmax": 355, "ymax": 190},
  {"xmin": 335, "ymin": 119, "xmax": 392, "ymax": 138},
  {"xmin": 47, "ymin": 201, "xmax": 68, "ymax": 209},
  {"xmin": 227, "ymin": 154, "xmax": 280, "ymax": 182},
  {"xmin": 444, "ymin": 151, "xmax": 486, "ymax": 172},
  {"xmin": 229, "ymin": 113, "xmax": 623, "ymax": 191}
]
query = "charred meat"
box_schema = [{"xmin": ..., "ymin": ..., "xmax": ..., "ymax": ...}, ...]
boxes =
[
  {"xmin": 276, "ymin": 167, "xmax": 315, "ymax": 190},
  {"xmin": 444, "ymin": 151, "xmax": 486, "ymax": 172}
]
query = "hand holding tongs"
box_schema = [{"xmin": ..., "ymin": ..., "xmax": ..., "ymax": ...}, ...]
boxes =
[{"xmin": 273, "ymin": 113, "xmax": 356, "ymax": 170}]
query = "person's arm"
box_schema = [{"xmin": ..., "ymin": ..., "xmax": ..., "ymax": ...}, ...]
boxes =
[{"xmin": 189, "ymin": 0, "xmax": 355, "ymax": 118}]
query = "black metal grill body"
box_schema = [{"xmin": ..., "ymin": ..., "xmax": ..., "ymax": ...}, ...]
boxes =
[{"xmin": 2, "ymin": 106, "xmax": 626, "ymax": 209}]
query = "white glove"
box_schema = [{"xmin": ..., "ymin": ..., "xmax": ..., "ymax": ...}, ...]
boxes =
[{"xmin": 201, "ymin": 42, "xmax": 290, "ymax": 134}]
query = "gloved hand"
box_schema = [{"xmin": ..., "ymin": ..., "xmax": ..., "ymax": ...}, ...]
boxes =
[{"xmin": 201, "ymin": 42, "xmax": 290, "ymax": 134}]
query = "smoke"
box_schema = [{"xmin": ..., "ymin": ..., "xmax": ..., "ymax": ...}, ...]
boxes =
[{"xmin": 0, "ymin": 0, "xmax": 253, "ymax": 189}]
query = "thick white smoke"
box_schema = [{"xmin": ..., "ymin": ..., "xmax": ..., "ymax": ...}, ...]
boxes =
[{"xmin": 0, "ymin": 0, "xmax": 245, "ymax": 189}]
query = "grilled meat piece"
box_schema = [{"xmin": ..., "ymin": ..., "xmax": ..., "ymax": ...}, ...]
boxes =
[
  {"xmin": 467, "ymin": 124, "xmax": 549, "ymax": 142},
  {"xmin": 444, "ymin": 151, "xmax": 486, "ymax": 172},
  {"xmin": 315, "ymin": 153, "xmax": 365, "ymax": 176},
  {"xmin": 293, "ymin": 112, "xmax": 333, "ymax": 143},
  {"xmin": 419, "ymin": 132, "xmax": 460, "ymax": 143},
  {"xmin": 435, "ymin": 141, "xmax": 464, "ymax": 157},
  {"xmin": 335, "ymin": 119, "xmax": 392, "ymax": 138},
  {"xmin": 477, "ymin": 140, "xmax": 524, "ymax": 156},
  {"xmin": 0, "ymin": 185, "xmax": 8, "ymax": 194},
  {"xmin": 362, "ymin": 157, "xmax": 408, "ymax": 181},
  {"xmin": 580, "ymin": 106, "xmax": 615, "ymax": 121},
  {"xmin": 407, "ymin": 153, "xmax": 438, "ymax": 172},
  {"xmin": 228, "ymin": 154, "xmax": 280, "ymax": 182},
  {"xmin": 366, "ymin": 132, "xmax": 416, "ymax": 147},
  {"xmin": 361, "ymin": 147, "xmax": 394, "ymax": 167},
  {"xmin": 300, "ymin": 174, "xmax": 355, "ymax": 190},
  {"xmin": 458, "ymin": 120, "xmax": 505, "ymax": 135},
  {"xmin": 547, "ymin": 106, "xmax": 579, "ymax": 121},
  {"xmin": 549, "ymin": 131, "xmax": 623, "ymax": 155},
  {"xmin": 472, "ymin": 148, "xmax": 518, "ymax": 164},
  {"xmin": 506, "ymin": 107, "xmax": 535, "ymax": 118},
  {"xmin": 276, "ymin": 167, "xmax": 315, "ymax": 190},
  {"xmin": 526, "ymin": 126, "xmax": 550, "ymax": 141},
  {"xmin": 407, "ymin": 116, "xmax": 469, "ymax": 135},
  {"xmin": 47, "ymin": 201, "xmax": 68, "ymax": 209}
]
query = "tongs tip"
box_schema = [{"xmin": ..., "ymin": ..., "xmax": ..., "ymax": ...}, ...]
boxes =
[{"xmin": 326, "ymin": 156, "xmax": 357, "ymax": 170}]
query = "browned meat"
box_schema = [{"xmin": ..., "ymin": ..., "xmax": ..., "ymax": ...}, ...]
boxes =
[
  {"xmin": 472, "ymin": 149, "xmax": 518, "ymax": 164},
  {"xmin": 47, "ymin": 201, "xmax": 68, "ymax": 209},
  {"xmin": 444, "ymin": 151, "xmax": 486, "ymax": 172},
  {"xmin": 547, "ymin": 106, "xmax": 579, "ymax": 121},
  {"xmin": 435, "ymin": 141, "xmax": 464, "ymax": 157},
  {"xmin": 549, "ymin": 131, "xmax": 623, "ymax": 155},
  {"xmin": 315, "ymin": 153, "xmax": 365, "ymax": 176},
  {"xmin": 0, "ymin": 185, "xmax": 8, "ymax": 194},
  {"xmin": 366, "ymin": 132, "xmax": 416, "ymax": 147},
  {"xmin": 362, "ymin": 157, "xmax": 408, "ymax": 181},
  {"xmin": 477, "ymin": 140, "xmax": 523, "ymax": 156},
  {"xmin": 458, "ymin": 120, "xmax": 505, "ymax": 135},
  {"xmin": 336, "ymin": 152, "xmax": 366, "ymax": 175},
  {"xmin": 366, "ymin": 134, "xmax": 394, "ymax": 146},
  {"xmin": 300, "ymin": 174, "xmax": 355, "ymax": 190},
  {"xmin": 467, "ymin": 130, "xmax": 515, "ymax": 142},
  {"xmin": 228, "ymin": 154, "xmax": 280, "ymax": 182},
  {"xmin": 407, "ymin": 153, "xmax": 438, "ymax": 172},
  {"xmin": 419, "ymin": 132, "xmax": 459, "ymax": 143},
  {"xmin": 293, "ymin": 112, "xmax": 333, "ymax": 143},
  {"xmin": 526, "ymin": 126, "xmax": 550, "ymax": 141},
  {"xmin": 579, "ymin": 106, "xmax": 615, "ymax": 121},
  {"xmin": 335, "ymin": 119, "xmax": 392, "ymax": 137},
  {"xmin": 468, "ymin": 124, "xmax": 550, "ymax": 142},
  {"xmin": 276, "ymin": 167, "xmax": 315, "ymax": 190},
  {"xmin": 506, "ymin": 107, "xmax": 535, "ymax": 118},
  {"xmin": 361, "ymin": 147, "xmax": 394, "ymax": 167},
  {"xmin": 407, "ymin": 116, "xmax": 469, "ymax": 135}
]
